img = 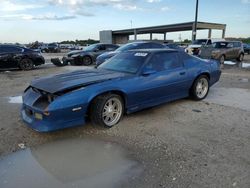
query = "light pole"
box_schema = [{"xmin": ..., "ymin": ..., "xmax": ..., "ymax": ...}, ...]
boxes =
[{"xmin": 192, "ymin": 0, "xmax": 199, "ymax": 42}]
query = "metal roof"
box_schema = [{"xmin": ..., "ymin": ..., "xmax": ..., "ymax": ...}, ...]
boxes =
[{"xmin": 112, "ymin": 21, "xmax": 226, "ymax": 35}]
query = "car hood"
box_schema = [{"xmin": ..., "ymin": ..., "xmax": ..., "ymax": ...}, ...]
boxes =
[
  {"xmin": 31, "ymin": 69, "xmax": 128, "ymax": 94},
  {"xmin": 67, "ymin": 50, "xmax": 83, "ymax": 56},
  {"xmin": 187, "ymin": 44, "xmax": 202, "ymax": 49}
]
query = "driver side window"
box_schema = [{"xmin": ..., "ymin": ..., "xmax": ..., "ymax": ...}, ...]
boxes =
[{"xmin": 145, "ymin": 52, "xmax": 182, "ymax": 72}]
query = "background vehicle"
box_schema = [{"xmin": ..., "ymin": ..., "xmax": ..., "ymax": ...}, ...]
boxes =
[
  {"xmin": 0, "ymin": 44, "xmax": 45, "ymax": 70},
  {"xmin": 199, "ymin": 41, "xmax": 244, "ymax": 64},
  {"xmin": 57, "ymin": 43, "xmax": 119, "ymax": 66},
  {"xmin": 22, "ymin": 49, "xmax": 221, "ymax": 132},
  {"xmin": 39, "ymin": 44, "xmax": 48, "ymax": 53},
  {"xmin": 96, "ymin": 41, "xmax": 166, "ymax": 66},
  {"xmin": 164, "ymin": 43, "xmax": 185, "ymax": 51},
  {"xmin": 186, "ymin": 38, "xmax": 224, "ymax": 55},
  {"xmin": 243, "ymin": 43, "xmax": 250, "ymax": 54},
  {"xmin": 47, "ymin": 43, "xmax": 61, "ymax": 53}
]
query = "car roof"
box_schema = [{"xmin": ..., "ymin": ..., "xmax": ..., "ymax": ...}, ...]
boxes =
[
  {"xmin": 128, "ymin": 48, "xmax": 178, "ymax": 53},
  {"xmin": 128, "ymin": 41, "xmax": 163, "ymax": 44},
  {"xmin": 0, "ymin": 44, "xmax": 24, "ymax": 48}
]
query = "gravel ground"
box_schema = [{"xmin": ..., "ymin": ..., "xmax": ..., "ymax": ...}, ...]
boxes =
[{"xmin": 0, "ymin": 53, "xmax": 250, "ymax": 188}]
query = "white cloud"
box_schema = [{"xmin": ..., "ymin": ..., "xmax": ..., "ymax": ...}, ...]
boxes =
[
  {"xmin": 160, "ymin": 6, "xmax": 169, "ymax": 11},
  {"xmin": 147, "ymin": 0, "xmax": 161, "ymax": 3},
  {"xmin": 113, "ymin": 4, "xmax": 137, "ymax": 11},
  {"xmin": 0, "ymin": 0, "xmax": 169, "ymax": 21},
  {"xmin": 241, "ymin": 0, "xmax": 250, "ymax": 3},
  {"xmin": 0, "ymin": 13, "xmax": 76, "ymax": 20},
  {"xmin": 0, "ymin": 0, "xmax": 43, "ymax": 12}
]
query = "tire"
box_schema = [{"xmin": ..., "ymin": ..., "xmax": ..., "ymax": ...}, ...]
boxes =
[
  {"xmin": 19, "ymin": 58, "xmax": 34, "ymax": 70},
  {"xmin": 190, "ymin": 75, "xmax": 209, "ymax": 100},
  {"xmin": 237, "ymin": 53, "xmax": 244, "ymax": 62},
  {"xmin": 219, "ymin": 55, "xmax": 225, "ymax": 65},
  {"xmin": 81, "ymin": 56, "xmax": 92, "ymax": 66},
  {"xmin": 90, "ymin": 94, "xmax": 124, "ymax": 128}
]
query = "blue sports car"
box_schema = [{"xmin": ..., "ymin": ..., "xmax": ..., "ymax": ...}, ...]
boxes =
[{"xmin": 21, "ymin": 49, "xmax": 221, "ymax": 132}]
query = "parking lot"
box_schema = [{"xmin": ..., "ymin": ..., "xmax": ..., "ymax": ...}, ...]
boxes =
[{"xmin": 0, "ymin": 53, "xmax": 249, "ymax": 187}]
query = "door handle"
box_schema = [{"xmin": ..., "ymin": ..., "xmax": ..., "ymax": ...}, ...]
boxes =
[{"xmin": 179, "ymin": 72, "xmax": 186, "ymax": 75}]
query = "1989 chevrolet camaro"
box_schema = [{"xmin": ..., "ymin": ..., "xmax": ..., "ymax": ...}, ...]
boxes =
[{"xmin": 21, "ymin": 49, "xmax": 221, "ymax": 132}]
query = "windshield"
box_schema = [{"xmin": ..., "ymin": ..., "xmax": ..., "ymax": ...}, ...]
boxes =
[
  {"xmin": 212, "ymin": 42, "xmax": 228, "ymax": 48},
  {"xmin": 192, "ymin": 39, "xmax": 207, "ymax": 45},
  {"xmin": 98, "ymin": 51, "xmax": 149, "ymax": 74},
  {"xmin": 48, "ymin": 43, "xmax": 57, "ymax": 47},
  {"xmin": 84, "ymin": 44, "xmax": 99, "ymax": 51},
  {"xmin": 116, "ymin": 43, "xmax": 142, "ymax": 52}
]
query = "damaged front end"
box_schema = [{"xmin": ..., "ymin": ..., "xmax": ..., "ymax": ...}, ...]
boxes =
[{"xmin": 21, "ymin": 86, "xmax": 87, "ymax": 132}]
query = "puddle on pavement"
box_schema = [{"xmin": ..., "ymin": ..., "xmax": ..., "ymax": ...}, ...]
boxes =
[
  {"xmin": 205, "ymin": 87, "xmax": 250, "ymax": 111},
  {"xmin": 224, "ymin": 61, "xmax": 250, "ymax": 69},
  {"xmin": 239, "ymin": 78, "xmax": 249, "ymax": 83},
  {"xmin": 241, "ymin": 63, "xmax": 250, "ymax": 68},
  {"xmin": 0, "ymin": 138, "xmax": 141, "ymax": 188},
  {"xmin": 224, "ymin": 61, "xmax": 236, "ymax": 65},
  {"xmin": 8, "ymin": 96, "xmax": 22, "ymax": 104}
]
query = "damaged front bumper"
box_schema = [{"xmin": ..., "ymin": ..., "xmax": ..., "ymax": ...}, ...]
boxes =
[
  {"xmin": 21, "ymin": 87, "xmax": 87, "ymax": 132},
  {"xmin": 51, "ymin": 56, "xmax": 74, "ymax": 67}
]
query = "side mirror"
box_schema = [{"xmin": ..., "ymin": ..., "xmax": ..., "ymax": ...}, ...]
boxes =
[{"xmin": 141, "ymin": 68, "xmax": 156, "ymax": 76}]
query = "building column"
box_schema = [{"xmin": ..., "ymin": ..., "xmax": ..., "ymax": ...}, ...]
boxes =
[
  {"xmin": 134, "ymin": 29, "xmax": 137, "ymax": 40},
  {"xmin": 222, "ymin": 28, "xmax": 226, "ymax": 38},
  {"xmin": 163, "ymin": 33, "xmax": 167, "ymax": 41},
  {"xmin": 208, "ymin": 29, "xmax": 212, "ymax": 38},
  {"xmin": 150, "ymin": 33, "xmax": 153, "ymax": 40},
  {"xmin": 192, "ymin": 23, "xmax": 196, "ymax": 42}
]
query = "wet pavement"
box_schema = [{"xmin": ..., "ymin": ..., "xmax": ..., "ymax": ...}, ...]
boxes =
[
  {"xmin": 205, "ymin": 87, "xmax": 250, "ymax": 111},
  {"xmin": 8, "ymin": 96, "xmax": 22, "ymax": 104},
  {"xmin": 0, "ymin": 138, "xmax": 141, "ymax": 188}
]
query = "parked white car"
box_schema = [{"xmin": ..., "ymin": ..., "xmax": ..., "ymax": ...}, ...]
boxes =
[{"xmin": 186, "ymin": 38, "xmax": 225, "ymax": 55}]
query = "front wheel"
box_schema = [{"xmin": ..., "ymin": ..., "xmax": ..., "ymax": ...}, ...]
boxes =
[
  {"xmin": 190, "ymin": 75, "xmax": 209, "ymax": 100},
  {"xmin": 90, "ymin": 94, "xmax": 124, "ymax": 128},
  {"xmin": 19, "ymin": 58, "xmax": 34, "ymax": 70}
]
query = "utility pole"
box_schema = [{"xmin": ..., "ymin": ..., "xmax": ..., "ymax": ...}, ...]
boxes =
[{"xmin": 192, "ymin": 0, "xmax": 199, "ymax": 42}]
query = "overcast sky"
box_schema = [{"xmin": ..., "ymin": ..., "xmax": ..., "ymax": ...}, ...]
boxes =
[{"xmin": 0, "ymin": 0, "xmax": 249, "ymax": 43}]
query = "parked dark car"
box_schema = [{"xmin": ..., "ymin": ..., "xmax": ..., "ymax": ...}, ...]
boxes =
[
  {"xmin": 0, "ymin": 45, "xmax": 45, "ymax": 70},
  {"xmin": 95, "ymin": 41, "xmax": 166, "ymax": 66},
  {"xmin": 47, "ymin": 43, "xmax": 61, "ymax": 53},
  {"xmin": 52, "ymin": 43, "xmax": 119, "ymax": 66},
  {"xmin": 199, "ymin": 41, "xmax": 244, "ymax": 64},
  {"xmin": 243, "ymin": 43, "xmax": 250, "ymax": 54},
  {"xmin": 21, "ymin": 49, "xmax": 221, "ymax": 132}
]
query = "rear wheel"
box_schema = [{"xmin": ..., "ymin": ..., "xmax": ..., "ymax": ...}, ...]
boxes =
[
  {"xmin": 19, "ymin": 58, "xmax": 34, "ymax": 70},
  {"xmin": 190, "ymin": 75, "xmax": 209, "ymax": 100},
  {"xmin": 237, "ymin": 53, "xmax": 244, "ymax": 62},
  {"xmin": 90, "ymin": 94, "xmax": 124, "ymax": 128}
]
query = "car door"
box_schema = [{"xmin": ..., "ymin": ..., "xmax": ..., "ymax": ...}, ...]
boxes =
[
  {"xmin": 225, "ymin": 42, "xmax": 235, "ymax": 60},
  {"xmin": 128, "ymin": 52, "xmax": 189, "ymax": 109},
  {"xmin": 232, "ymin": 42, "xmax": 241, "ymax": 58},
  {"xmin": 0, "ymin": 46, "xmax": 20, "ymax": 69}
]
